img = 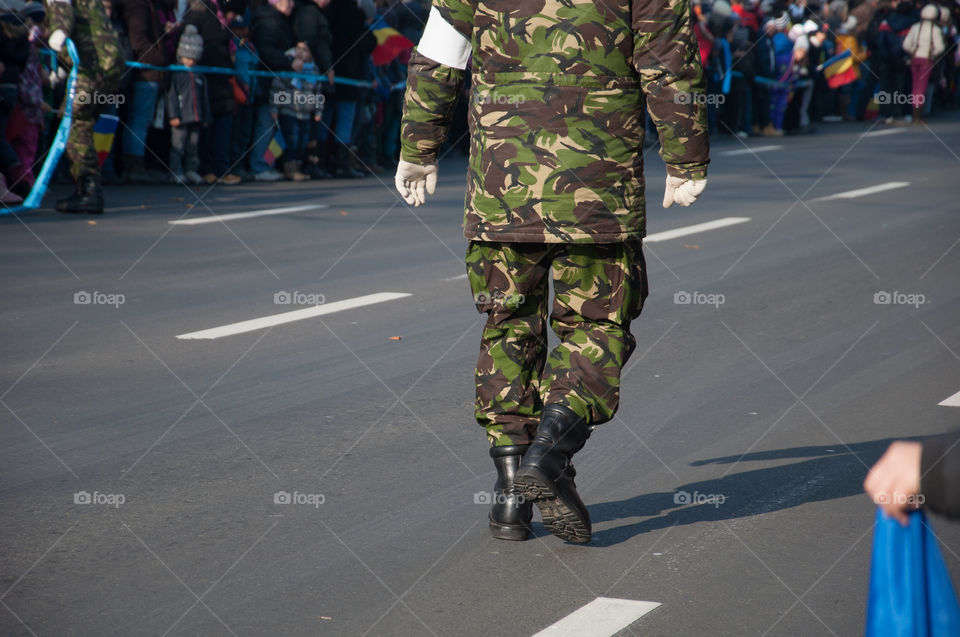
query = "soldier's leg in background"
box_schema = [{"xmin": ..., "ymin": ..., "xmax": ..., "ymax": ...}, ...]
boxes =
[
  {"xmin": 466, "ymin": 240, "xmax": 552, "ymax": 447},
  {"xmin": 540, "ymin": 240, "xmax": 648, "ymax": 426},
  {"xmin": 66, "ymin": 74, "xmax": 101, "ymax": 181}
]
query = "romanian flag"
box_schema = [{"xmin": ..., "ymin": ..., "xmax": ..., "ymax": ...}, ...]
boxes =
[
  {"xmin": 263, "ymin": 128, "xmax": 285, "ymax": 166},
  {"xmin": 93, "ymin": 114, "xmax": 119, "ymax": 166},
  {"xmin": 371, "ymin": 18, "xmax": 414, "ymax": 66},
  {"xmin": 823, "ymin": 42, "xmax": 859, "ymax": 89}
]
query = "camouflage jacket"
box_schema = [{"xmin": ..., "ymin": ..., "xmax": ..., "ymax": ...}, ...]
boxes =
[
  {"xmin": 400, "ymin": 0, "xmax": 710, "ymax": 243},
  {"xmin": 46, "ymin": 0, "xmax": 122, "ymax": 76}
]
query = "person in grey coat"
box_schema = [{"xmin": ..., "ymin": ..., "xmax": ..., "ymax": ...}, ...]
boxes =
[{"xmin": 166, "ymin": 25, "xmax": 210, "ymax": 184}]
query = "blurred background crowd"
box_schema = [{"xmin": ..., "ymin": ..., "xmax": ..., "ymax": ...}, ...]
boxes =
[{"xmin": 0, "ymin": 0, "xmax": 958, "ymax": 203}]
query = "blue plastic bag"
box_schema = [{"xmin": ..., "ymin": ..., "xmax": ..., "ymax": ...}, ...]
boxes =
[{"xmin": 866, "ymin": 508, "xmax": 960, "ymax": 636}]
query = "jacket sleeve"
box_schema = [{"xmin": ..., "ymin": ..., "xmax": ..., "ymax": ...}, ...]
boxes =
[
  {"xmin": 921, "ymin": 431, "xmax": 960, "ymax": 519},
  {"xmin": 126, "ymin": 0, "xmax": 164, "ymax": 66},
  {"xmin": 399, "ymin": 1, "xmax": 472, "ymax": 165},
  {"xmin": 45, "ymin": 0, "xmax": 76, "ymax": 37},
  {"xmin": 631, "ymin": 0, "xmax": 710, "ymax": 181},
  {"xmin": 166, "ymin": 79, "xmax": 181, "ymax": 120}
]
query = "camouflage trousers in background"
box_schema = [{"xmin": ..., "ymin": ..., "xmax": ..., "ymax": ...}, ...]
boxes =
[
  {"xmin": 66, "ymin": 68, "xmax": 122, "ymax": 180},
  {"xmin": 466, "ymin": 240, "xmax": 648, "ymax": 447}
]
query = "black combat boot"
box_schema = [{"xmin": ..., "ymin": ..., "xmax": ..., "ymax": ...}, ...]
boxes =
[
  {"xmin": 514, "ymin": 405, "xmax": 592, "ymax": 543},
  {"xmin": 55, "ymin": 175, "xmax": 104, "ymax": 214},
  {"xmin": 488, "ymin": 445, "xmax": 533, "ymax": 540}
]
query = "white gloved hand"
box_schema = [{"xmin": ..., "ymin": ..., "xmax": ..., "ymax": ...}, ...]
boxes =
[
  {"xmin": 395, "ymin": 159, "xmax": 438, "ymax": 207},
  {"xmin": 48, "ymin": 29, "xmax": 67, "ymax": 53},
  {"xmin": 48, "ymin": 66, "xmax": 68, "ymax": 87},
  {"xmin": 663, "ymin": 175, "xmax": 707, "ymax": 208}
]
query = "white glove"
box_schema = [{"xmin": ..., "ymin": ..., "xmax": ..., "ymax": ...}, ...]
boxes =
[
  {"xmin": 663, "ymin": 175, "xmax": 707, "ymax": 208},
  {"xmin": 48, "ymin": 66, "xmax": 68, "ymax": 87},
  {"xmin": 48, "ymin": 29, "xmax": 67, "ymax": 53},
  {"xmin": 395, "ymin": 159, "xmax": 437, "ymax": 207}
]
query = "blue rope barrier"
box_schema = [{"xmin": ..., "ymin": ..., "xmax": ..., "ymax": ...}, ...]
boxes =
[{"xmin": 125, "ymin": 60, "xmax": 405, "ymax": 90}]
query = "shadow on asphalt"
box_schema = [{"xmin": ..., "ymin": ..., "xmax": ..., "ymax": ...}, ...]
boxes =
[{"xmin": 586, "ymin": 438, "xmax": 901, "ymax": 547}]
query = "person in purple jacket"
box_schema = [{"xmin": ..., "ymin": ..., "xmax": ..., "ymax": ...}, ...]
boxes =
[{"xmin": 166, "ymin": 25, "xmax": 210, "ymax": 185}]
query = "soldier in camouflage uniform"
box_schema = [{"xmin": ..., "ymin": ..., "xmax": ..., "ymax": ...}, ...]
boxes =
[
  {"xmin": 46, "ymin": 0, "xmax": 123, "ymax": 213},
  {"xmin": 396, "ymin": 0, "xmax": 709, "ymax": 543}
]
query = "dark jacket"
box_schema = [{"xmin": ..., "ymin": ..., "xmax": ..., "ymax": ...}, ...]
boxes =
[
  {"xmin": 0, "ymin": 20, "xmax": 29, "ymax": 87},
  {"xmin": 125, "ymin": 0, "xmax": 168, "ymax": 83},
  {"xmin": 251, "ymin": 4, "xmax": 296, "ymax": 104},
  {"xmin": 183, "ymin": 0, "xmax": 236, "ymax": 116},
  {"xmin": 877, "ymin": 7, "xmax": 919, "ymax": 69},
  {"xmin": 166, "ymin": 70, "xmax": 211, "ymax": 125},
  {"xmin": 322, "ymin": 0, "xmax": 375, "ymax": 100},
  {"xmin": 922, "ymin": 432, "xmax": 960, "ymax": 519},
  {"xmin": 293, "ymin": 0, "xmax": 333, "ymax": 74}
]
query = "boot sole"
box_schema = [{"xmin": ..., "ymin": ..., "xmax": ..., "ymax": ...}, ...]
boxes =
[
  {"xmin": 514, "ymin": 468, "xmax": 591, "ymax": 544},
  {"xmin": 488, "ymin": 513, "xmax": 531, "ymax": 541}
]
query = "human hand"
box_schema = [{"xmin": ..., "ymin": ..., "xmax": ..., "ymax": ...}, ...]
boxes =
[
  {"xmin": 395, "ymin": 159, "xmax": 437, "ymax": 207},
  {"xmin": 169, "ymin": 117, "xmax": 181, "ymax": 128},
  {"xmin": 864, "ymin": 441, "xmax": 923, "ymax": 526},
  {"xmin": 48, "ymin": 28, "xmax": 66, "ymax": 53},
  {"xmin": 663, "ymin": 175, "xmax": 707, "ymax": 208}
]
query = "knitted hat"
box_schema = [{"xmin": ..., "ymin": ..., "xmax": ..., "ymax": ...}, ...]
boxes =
[
  {"xmin": 920, "ymin": 3, "xmax": 939, "ymax": 19},
  {"xmin": 177, "ymin": 24, "xmax": 204, "ymax": 61},
  {"xmin": 711, "ymin": 0, "xmax": 733, "ymax": 17},
  {"xmin": 357, "ymin": 0, "xmax": 375, "ymax": 21}
]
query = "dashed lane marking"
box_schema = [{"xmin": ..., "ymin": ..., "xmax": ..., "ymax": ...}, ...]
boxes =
[{"xmin": 176, "ymin": 292, "xmax": 411, "ymax": 340}]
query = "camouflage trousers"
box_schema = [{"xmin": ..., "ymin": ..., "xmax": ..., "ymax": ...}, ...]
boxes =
[
  {"xmin": 466, "ymin": 240, "xmax": 648, "ymax": 447},
  {"xmin": 63, "ymin": 36, "xmax": 123, "ymax": 180}
]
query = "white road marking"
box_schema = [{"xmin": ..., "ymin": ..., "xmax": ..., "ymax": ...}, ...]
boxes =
[
  {"xmin": 532, "ymin": 597, "xmax": 660, "ymax": 637},
  {"xmin": 812, "ymin": 181, "xmax": 910, "ymax": 202},
  {"xmin": 862, "ymin": 128, "xmax": 906, "ymax": 138},
  {"xmin": 645, "ymin": 217, "xmax": 751, "ymax": 243},
  {"xmin": 169, "ymin": 204, "xmax": 329, "ymax": 226},
  {"xmin": 443, "ymin": 273, "xmax": 468, "ymax": 281},
  {"xmin": 176, "ymin": 292, "xmax": 411, "ymax": 340},
  {"xmin": 721, "ymin": 145, "xmax": 783, "ymax": 156},
  {"xmin": 939, "ymin": 389, "xmax": 960, "ymax": 407}
]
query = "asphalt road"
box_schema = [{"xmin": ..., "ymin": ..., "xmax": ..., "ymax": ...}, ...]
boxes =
[{"xmin": 2, "ymin": 116, "xmax": 959, "ymax": 636}]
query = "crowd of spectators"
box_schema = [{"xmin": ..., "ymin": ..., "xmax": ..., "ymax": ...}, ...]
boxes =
[
  {"xmin": 0, "ymin": 0, "xmax": 958, "ymax": 203},
  {"xmin": 697, "ymin": 0, "xmax": 958, "ymax": 136}
]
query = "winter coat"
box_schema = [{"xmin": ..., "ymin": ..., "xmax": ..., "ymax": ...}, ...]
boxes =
[
  {"xmin": 251, "ymin": 4, "xmax": 296, "ymax": 104},
  {"xmin": 401, "ymin": 0, "xmax": 709, "ymax": 244},
  {"xmin": 271, "ymin": 63, "xmax": 323, "ymax": 120},
  {"xmin": 903, "ymin": 18, "xmax": 945, "ymax": 60},
  {"xmin": 182, "ymin": 0, "xmax": 235, "ymax": 116},
  {"xmin": 125, "ymin": 0, "xmax": 167, "ymax": 82},
  {"xmin": 322, "ymin": 0, "xmax": 376, "ymax": 100},
  {"xmin": 877, "ymin": 8, "xmax": 918, "ymax": 69},
  {"xmin": 293, "ymin": 0, "xmax": 333, "ymax": 74},
  {"xmin": 0, "ymin": 20, "xmax": 29, "ymax": 86},
  {"xmin": 166, "ymin": 69, "xmax": 211, "ymax": 125}
]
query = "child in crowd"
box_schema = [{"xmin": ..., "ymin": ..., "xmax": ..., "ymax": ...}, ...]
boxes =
[
  {"xmin": 229, "ymin": 15, "xmax": 258, "ymax": 179},
  {"xmin": 166, "ymin": 25, "xmax": 210, "ymax": 185},
  {"xmin": 270, "ymin": 42, "xmax": 323, "ymax": 181}
]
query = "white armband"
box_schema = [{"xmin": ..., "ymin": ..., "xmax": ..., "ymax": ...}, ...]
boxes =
[{"xmin": 416, "ymin": 6, "xmax": 471, "ymax": 70}]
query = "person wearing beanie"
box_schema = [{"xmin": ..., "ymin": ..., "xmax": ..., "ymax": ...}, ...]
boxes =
[
  {"xmin": 46, "ymin": 0, "xmax": 124, "ymax": 214},
  {"xmin": 902, "ymin": 3, "xmax": 946, "ymax": 122},
  {"xmin": 166, "ymin": 25, "xmax": 211, "ymax": 185}
]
